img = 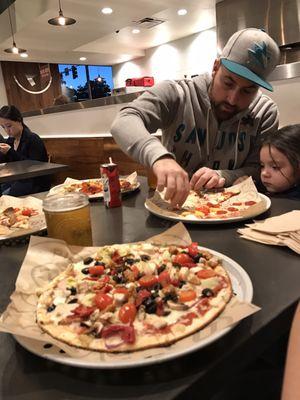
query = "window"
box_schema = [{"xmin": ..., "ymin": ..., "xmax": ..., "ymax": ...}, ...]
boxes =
[{"xmin": 58, "ymin": 64, "xmax": 113, "ymax": 102}]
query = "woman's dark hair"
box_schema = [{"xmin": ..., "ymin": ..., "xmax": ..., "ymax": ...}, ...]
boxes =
[
  {"xmin": 261, "ymin": 124, "xmax": 300, "ymax": 176},
  {"xmin": 0, "ymin": 105, "xmax": 24, "ymax": 125}
]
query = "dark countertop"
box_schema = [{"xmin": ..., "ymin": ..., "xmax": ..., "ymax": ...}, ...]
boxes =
[
  {"xmin": 0, "ymin": 178, "xmax": 299, "ymax": 400},
  {"xmin": 0, "ymin": 160, "xmax": 68, "ymax": 183}
]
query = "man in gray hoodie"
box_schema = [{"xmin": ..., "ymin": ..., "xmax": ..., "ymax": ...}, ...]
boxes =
[{"xmin": 111, "ymin": 28, "xmax": 280, "ymax": 207}]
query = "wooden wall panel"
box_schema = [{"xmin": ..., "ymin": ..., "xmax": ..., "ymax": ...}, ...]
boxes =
[
  {"xmin": 1, "ymin": 61, "xmax": 61, "ymax": 112},
  {"xmin": 43, "ymin": 137, "xmax": 147, "ymax": 186}
]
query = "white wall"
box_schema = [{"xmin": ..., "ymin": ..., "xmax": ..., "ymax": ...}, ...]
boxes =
[
  {"xmin": 113, "ymin": 29, "xmax": 217, "ymax": 88},
  {"xmin": 0, "ymin": 64, "xmax": 8, "ymax": 106},
  {"xmin": 23, "ymin": 103, "xmax": 126, "ymax": 137},
  {"xmin": 262, "ymin": 77, "xmax": 300, "ymax": 127}
]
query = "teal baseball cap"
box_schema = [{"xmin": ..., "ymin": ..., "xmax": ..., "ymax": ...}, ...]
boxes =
[{"xmin": 220, "ymin": 28, "xmax": 280, "ymax": 91}]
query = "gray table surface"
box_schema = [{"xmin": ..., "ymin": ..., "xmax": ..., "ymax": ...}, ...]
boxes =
[
  {"xmin": 0, "ymin": 177, "xmax": 299, "ymax": 400},
  {"xmin": 0, "ymin": 160, "xmax": 68, "ymax": 183}
]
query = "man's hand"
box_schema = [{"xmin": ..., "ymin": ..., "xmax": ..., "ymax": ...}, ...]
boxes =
[
  {"xmin": 152, "ymin": 158, "xmax": 190, "ymax": 208},
  {"xmin": 0, "ymin": 143, "xmax": 11, "ymax": 154},
  {"xmin": 190, "ymin": 167, "xmax": 225, "ymax": 190}
]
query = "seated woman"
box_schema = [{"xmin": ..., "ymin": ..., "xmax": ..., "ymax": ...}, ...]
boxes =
[{"xmin": 0, "ymin": 105, "xmax": 51, "ymax": 196}]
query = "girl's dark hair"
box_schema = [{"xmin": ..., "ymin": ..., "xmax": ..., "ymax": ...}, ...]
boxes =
[
  {"xmin": 0, "ymin": 105, "xmax": 24, "ymax": 125},
  {"xmin": 261, "ymin": 124, "xmax": 300, "ymax": 174}
]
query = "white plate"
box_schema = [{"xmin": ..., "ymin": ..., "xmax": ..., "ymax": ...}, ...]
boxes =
[
  {"xmin": 50, "ymin": 178, "xmax": 140, "ymax": 199},
  {"xmin": 14, "ymin": 247, "xmax": 253, "ymax": 369},
  {"xmin": 145, "ymin": 193, "xmax": 271, "ymax": 224}
]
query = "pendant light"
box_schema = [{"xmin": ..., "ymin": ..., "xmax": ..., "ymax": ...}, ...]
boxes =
[
  {"xmin": 4, "ymin": 3, "xmax": 27, "ymax": 54},
  {"xmin": 48, "ymin": 0, "xmax": 76, "ymax": 26}
]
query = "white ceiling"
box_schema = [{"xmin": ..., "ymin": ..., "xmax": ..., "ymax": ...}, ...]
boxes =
[{"xmin": 0, "ymin": 0, "xmax": 218, "ymax": 65}]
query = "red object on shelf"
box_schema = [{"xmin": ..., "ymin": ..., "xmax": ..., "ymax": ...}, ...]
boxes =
[{"xmin": 125, "ymin": 76, "xmax": 154, "ymax": 87}]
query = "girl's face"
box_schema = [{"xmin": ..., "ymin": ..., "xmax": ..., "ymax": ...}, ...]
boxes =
[
  {"xmin": 0, "ymin": 118, "xmax": 23, "ymax": 138},
  {"xmin": 260, "ymin": 145, "xmax": 300, "ymax": 193}
]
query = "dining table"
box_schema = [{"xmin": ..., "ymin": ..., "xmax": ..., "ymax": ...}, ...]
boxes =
[
  {"xmin": 0, "ymin": 176, "xmax": 299, "ymax": 400},
  {"xmin": 0, "ymin": 159, "xmax": 68, "ymax": 184}
]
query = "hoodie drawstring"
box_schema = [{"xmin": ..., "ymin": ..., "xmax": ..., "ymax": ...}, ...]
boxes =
[
  {"xmin": 206, "ymin": 108, "xmax": 210, "ymax": 161},
  {"xmin": 233, "ymin": 118, "xmax": 242, "ymax": 169}
]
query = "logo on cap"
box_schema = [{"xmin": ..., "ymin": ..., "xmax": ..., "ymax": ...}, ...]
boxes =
[{"xmin": 248, "ymin": 41, "xmax": 270, "ymax": 69}]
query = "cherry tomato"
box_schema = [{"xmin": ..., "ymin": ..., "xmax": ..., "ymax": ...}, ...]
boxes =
[
  {"xmin": 119, "ymin": 303, "xmax": 137, "ymax": 324},
  {"xmin": 216, "ymin": 210, "xmax": 228, "ymax": 215},
  {"xmin": 72, "ymin": 305, "xmax": 95, "ymax": 317},
  {"xmin": 158, "ymin": 270, "xmax": 171, "ymax": 287},
  {"xmin": 138, "ymin": 275, "xmax": 158, "ymax": 288},
  {"xmin": 88, "ymin": 265, "xmax": 105, "ymax": 275},
  {"xmin": 195, "ymin": 205, "xmax": 210, "ymax": 214},
  {"xmin": 245, "ymin": 201, "xmax": 257, "ymax": 206},
  {"xmin": 21, "ymin": 208, "xmax": 33, "ymax": 217},
  {"xmin": 197, "ymin": 269, "xmax": 216, "ymax": 279},
  {"xmin": 173, "ymin": 253, "xmax": 194, "ymax": 266},
  {"xmin": 131, "ymin": 265, "xmax": 140, "ymax": 279},
  {"xmin": 135, "ymin": 289, "xmax": 151, "ymax": 307},
  {"xmin": 227, "ymin": 207, "xmax": 238, "ymax": 212},
  {"xmin": 179, "ymin": 290, "xmax": 197, "ymax": 303},
  {"xmin": 187, "ymin": 242, "xmax": 199, "ymax": 258},
  {"xmin": 94, "ymin": 293, "xmax": 113, "ymax": 310}
]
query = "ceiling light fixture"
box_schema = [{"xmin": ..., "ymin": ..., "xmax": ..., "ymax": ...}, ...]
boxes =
[
  {"xmin": 4, "ymin": 3, "xmax": 27, "ymax": 54},
  {"xmin": 48, "ymin": 0, "xmax": 76, "ymax": 26},
  {"xmin": 79, "ymin": 57, "xmax": 87, "ymax": 61},
  {"xmin": 132, "ymin": 29, "xmax": 140, "ymax": 34},
  {"xmin": 177, "ymin": 9, "xmax": 187, "ymax": 16},
  {"xmin": 101, "ymin": 7, "xmax": 113, "ymax": 14},
  {"xmin": 20, "ymin": 52, "xmax": 29, "ymax": 58}
]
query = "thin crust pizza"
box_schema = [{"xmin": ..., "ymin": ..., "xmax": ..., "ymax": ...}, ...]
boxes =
[
  {"xmin": 50, "ymin": 172, "xmax": 139, "ymax": 198},
  {"xmin": 0, "ymin": 206, "xmax": 39, "ymax": 235},
  {"xmin": 36, "ymin": 242, "xmax": 232, "ymax": 353},
  {"xmin": 147, "ymin": 177, "xmax": 266, "ymax": 221}
]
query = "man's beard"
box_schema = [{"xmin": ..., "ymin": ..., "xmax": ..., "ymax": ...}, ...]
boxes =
[{"xmin": 210, "ymin": 101, "xmax": 240, "ymax": 121}]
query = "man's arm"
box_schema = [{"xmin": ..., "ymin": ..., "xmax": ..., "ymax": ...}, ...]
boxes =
[
  {"xmin": 218, "ymin": 101, "xmax": 279, "ymax": 186},
  {"xmin": 111, "ymin": 80, "xmax": 180, "ymax": 167}
]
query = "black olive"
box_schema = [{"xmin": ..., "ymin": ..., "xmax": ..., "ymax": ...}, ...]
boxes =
[
  {"xmin": 157, "ymin": 264, "xmax": 166, "ymax": 274},
  {"xmin": 116, "ymin": 267, "xmax": 124, "ymax": 273},
  {"xmin": 83, "ymin": 257, "xmax": 94, "ymax": 265},
  {"xmin": 113, "ymin": 273, "xmax": 125, "ymax": 284},
  {"xmin": 80, "ymin": 322, "xmax": 90, "ymax": 328},
  {"xmin": 95, "ymin": 261, "xmax": 105, "ymax": 266},
  {"xmin": 47, "ymin": 304, "xmax": 56, "ymax": 312},
  {"xmin": 193, "ymin": 254, "xmax": 201, "ymax": 263},
  {"xmin": 163, "ymin": 292, "xmax": 178, "ymax": 303},
  {"xmin": 67, "ymin": 287, "xmax": 77, "ymax": 295},
  {"xmin": 81, "ymin": 267, "xmax": 90, "ymax": 275},
  {"xmin": 152, "ymin": 282, "xmax": 162, "ymax": 291},
  {"xmin": 141, "ymin": 254, "xmax": 151, "ymax": 261},
  {"xmin": 67, "ymin": 298, "xmax": 78, "ymax": 304},
  {"xmin": 151, "ymin": 291, "xmax": 159, "ymax": 298},
  {"xmin": 124, "ymin": 258, "xmax": 135, "ymax": 265},
  {"xmin": 202, "ymin": 288, "xmax": 214, "ymax": 297},
  {"xmin": 179, "ymin": 280, "xmax": 186, "ymax": 288},
  {"xmin": 144, "ymin": 298, "xmax": 157, "ymax": 314}
]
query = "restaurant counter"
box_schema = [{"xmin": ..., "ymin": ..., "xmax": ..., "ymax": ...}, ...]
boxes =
[{"xmin": 0, "ymin": 177, "xmax": 299, "ymax": 400}]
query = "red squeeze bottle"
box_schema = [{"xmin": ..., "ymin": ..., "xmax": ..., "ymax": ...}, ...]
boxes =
[{"xmin": 100, "ymin": 161, "xmax": 122, "ymax": 207}]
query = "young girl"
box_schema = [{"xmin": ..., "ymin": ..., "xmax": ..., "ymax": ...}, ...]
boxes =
[{"xmin": 260, "ymin": 124, "xmax": 300, "ymax": 199}]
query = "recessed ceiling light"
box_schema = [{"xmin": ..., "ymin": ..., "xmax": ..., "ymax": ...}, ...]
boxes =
[
  {"xmin": 101, "ymin": 7, "xmax": 113, "ymax": 14},
  {"xmin": 132, "ymin": 29, "xmax": 140, "ymax": 34},
  {"xmin": 177, "ymin": 9, "xmax": 187, "ymax": 16},
  {"xmin": 79, "ymin": 57, "xmax": 87, "ymax": 61},
  {"xmin": 20, "ymin": 52, "xmax": 28, "ymax": 58}
]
